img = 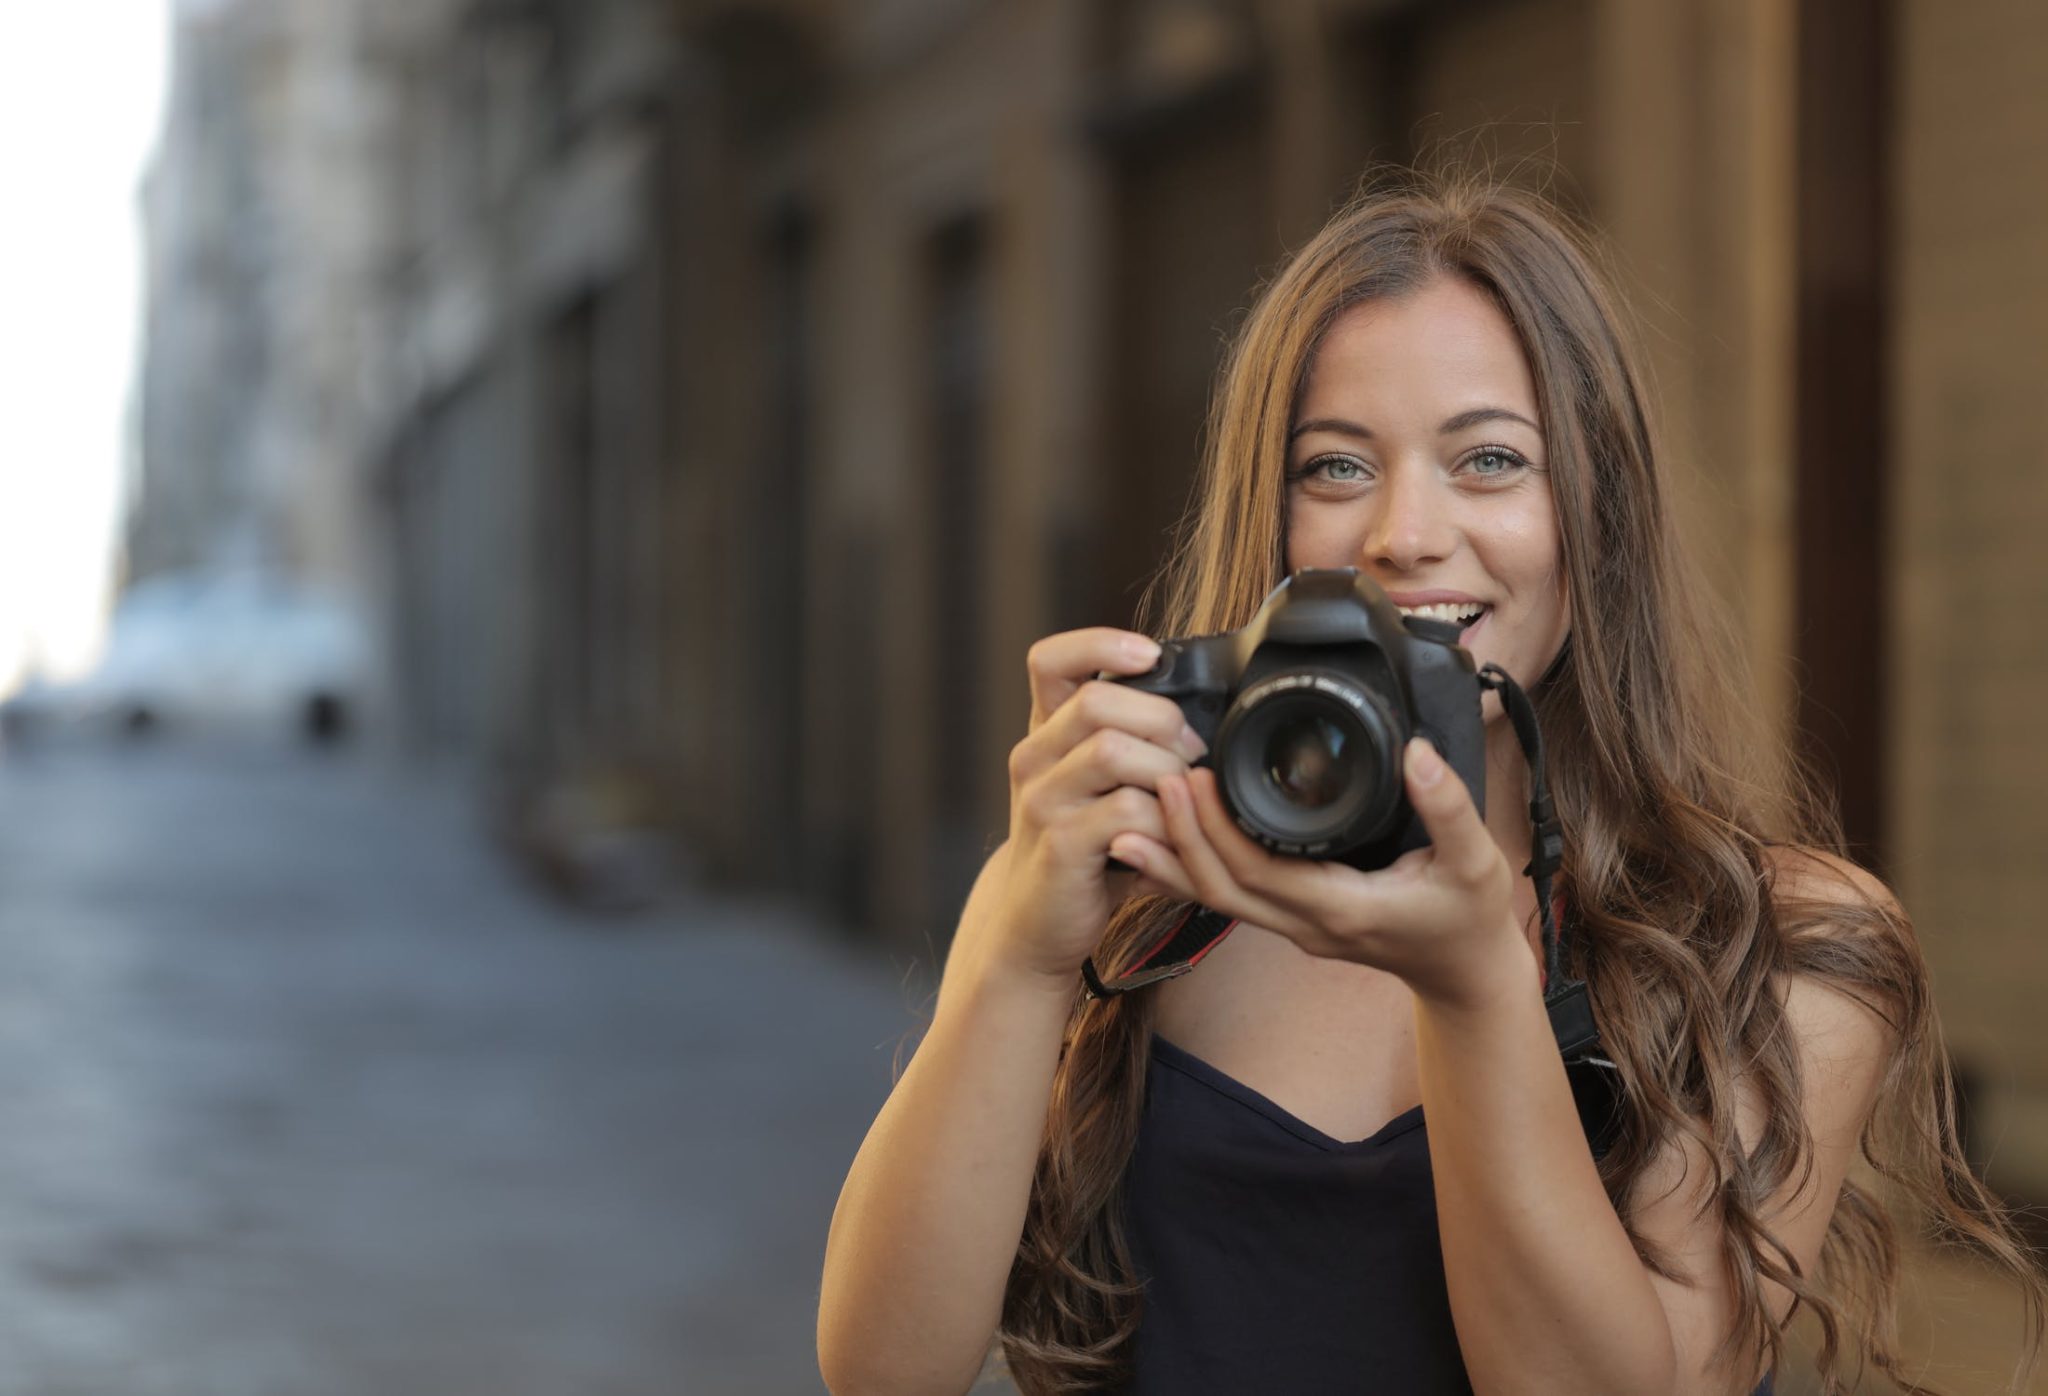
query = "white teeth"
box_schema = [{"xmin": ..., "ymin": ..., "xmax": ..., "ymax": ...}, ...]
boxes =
[{"xmin": 1397, "ymin": 602, "xmax": 1487, "ymax": 626}]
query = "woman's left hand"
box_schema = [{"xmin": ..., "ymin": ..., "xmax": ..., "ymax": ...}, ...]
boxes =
[{"xmin": 1111, "ymin": 736, "xmax": 1537, "ymax": 1012}]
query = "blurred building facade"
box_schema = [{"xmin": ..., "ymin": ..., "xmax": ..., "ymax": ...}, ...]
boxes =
[
  {"xmin": 361, "ymin": 0, "xmax": 680, "ymax": 787},
  {"xmin": 136, "ymin": 0, "xmax": 388, "ymax": 599},
  {"xmin": 662, "ymin": 0, "xmax": 1813, "ymax": 962},
  {"xmin": 135, "ymin": 0, "xmax": 2048, "ymax": 1201}
]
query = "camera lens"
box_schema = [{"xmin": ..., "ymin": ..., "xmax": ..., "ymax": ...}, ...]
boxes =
[
  {"xmin": 1264, "ymin": 715, "xmax": 1356, "ymax": 810},
  {"xmin": 1213, "ymin": 671, "xmax": 1402, "ymax": 855}
]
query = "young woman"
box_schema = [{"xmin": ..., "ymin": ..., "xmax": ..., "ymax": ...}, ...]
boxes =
[{"xmin": 817, "ymin": 173, "xmax": 2047, "ymax": 1395}]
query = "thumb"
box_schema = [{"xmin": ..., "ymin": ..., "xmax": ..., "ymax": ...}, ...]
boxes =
[{"xmin": 1403, "ymin": 737, "xmax": 1495, "ymax": 884}]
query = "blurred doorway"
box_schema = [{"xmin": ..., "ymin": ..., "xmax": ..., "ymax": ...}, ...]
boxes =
[
  {"xmin": 1097, "ymin": 72, "xmax": 1272, "ymax": 628},
  {"xmin": 925, "ymin": 215, "xmax": 995, "ymax": 943}
]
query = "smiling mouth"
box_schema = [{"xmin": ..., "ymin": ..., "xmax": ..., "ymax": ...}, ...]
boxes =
[{"xmin": 1395, "ymin": 602, "xmax": 1491, "ymax": 639}]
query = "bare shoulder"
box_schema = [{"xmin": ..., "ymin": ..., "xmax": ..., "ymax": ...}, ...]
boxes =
[
  {"xmin": 1635, "ymin": 847, "xmax": 1912, "ymax": 1374},
  {"xmin": 1758, "ymin": 845, "xmax": 1905, "ymax": 1129},
  {"xmin": 1762, "ymin": 842, "xmax": 1902, "ymax": 917}
]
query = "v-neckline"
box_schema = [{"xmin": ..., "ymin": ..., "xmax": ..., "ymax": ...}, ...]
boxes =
[{"xmin": 1149, "ymin": 1032, "xmax": 1426, "ymax": 1153}]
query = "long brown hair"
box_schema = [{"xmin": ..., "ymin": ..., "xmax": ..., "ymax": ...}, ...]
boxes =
[{"xmin": 996, "ymin": 170, "xmax": 2047, "ymax": 1393}]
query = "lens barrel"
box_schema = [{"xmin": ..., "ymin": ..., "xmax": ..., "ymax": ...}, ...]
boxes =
[{"xmin": 1213, "ymin": 670, "xmax": 1403, "ymax": 855}]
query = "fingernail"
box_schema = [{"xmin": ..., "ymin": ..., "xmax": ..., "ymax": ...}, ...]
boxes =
[
  {"xmin": 1126, "ymin": 636, "xmax": 1162, "ymax": 667},
  {"xmin": 1178, "ymin": 723, "xmax": 1208, "ymax": 761},
  {"xmin": 1111, "ymin": 839, "xmax": 1146, "ymax": 872},
  {"xmin": 1407, "ymin": 737, "xmax": 1445, "ymax": 787}
]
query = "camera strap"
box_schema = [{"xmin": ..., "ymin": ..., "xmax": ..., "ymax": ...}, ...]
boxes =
[
  {"xmin": 1474, "ymin": 663, "xmax": 1600, "ymax": 1064},
  {"xmin": 1080, "ymin": 664, "xmax": 1604, "ymax": 1066},
  {"xmin": 1080, "ymin": 903, "xmax": 1237, "ymax": 999}
]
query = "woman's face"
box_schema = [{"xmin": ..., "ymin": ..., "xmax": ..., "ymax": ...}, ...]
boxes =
[{"xmin": 1284, "ymin": 275, "xmax": 1570, "ymax": 715}]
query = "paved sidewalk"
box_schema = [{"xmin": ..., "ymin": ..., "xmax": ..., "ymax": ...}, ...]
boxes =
[
  {"xmin": 0, "ymin": 743, "xmax": 928, "ymax": 1395},
  {"xmin": 13, "ymin": 742, "xmax": 2028, "ymax": 1393}
]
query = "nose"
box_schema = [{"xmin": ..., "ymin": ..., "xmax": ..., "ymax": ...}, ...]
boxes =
[{"xmin": 1360, "ymin": 462, "xmax": 1456, "ymax": 572}]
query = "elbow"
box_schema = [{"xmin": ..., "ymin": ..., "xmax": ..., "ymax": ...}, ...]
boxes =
[
  {"xmin": 817, "ymin": 1313, "xmax": 985, "ymax": 1396},
  {"xmin": 818, "ymin": 1355, "xmax": 977, "ymax": 1396},
  {"xmin": 815, "ymin": 1306, "xmax": 881, "ymax": 1396},
  {"xmin": 815, "ymin": 1347, "xmax": 876, "ymax": 1396},
  {"xmin": 815, "ymin": 1330, "xmax": 880, "ymax": 1396},
  {"xmin": 816, "ymin": 1337, "xmax": 896, "ymax": 1396}
]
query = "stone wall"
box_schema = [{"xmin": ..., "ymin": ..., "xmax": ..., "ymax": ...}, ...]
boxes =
[{"xmin": 1891, "ymin": 0, "xmax": 2048, "ymax": 1195}]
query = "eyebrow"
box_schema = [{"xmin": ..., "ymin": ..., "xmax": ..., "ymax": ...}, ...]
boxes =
[{"xmin": 1287, "ymin": 407, "xmax": 1540, "ymax": 441}]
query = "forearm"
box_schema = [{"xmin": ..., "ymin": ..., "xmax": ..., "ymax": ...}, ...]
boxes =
[
  {"xmin": 1413, "ymin": 946, "xmax": 1676, "ymax": 1396},
  {"xmin": 818, "ymin": 951, "xmax": 1077, "ymax": 1396}
]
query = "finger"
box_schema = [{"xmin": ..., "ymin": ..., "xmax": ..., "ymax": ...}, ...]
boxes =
[
  {"xmin": 1016, "ymin": 678, "xmax": 1205, "ymax": 784},
  {"xmin": 1182, "ymin": 766, "xmax": 1293, "ymax": 893},
  {"xmin": 1156, "ymin": 773, "xmax": 1300, "ymax": 936},
  {"xmin": 1106, "ymin": 832, "xmax": 1196, "ymax": 903},
  {"xmin": 1021, "ymin": 782, "xmax": 1171, "ymax": 888},
  {"xmin": 1402, "ymin": 737, "xmax": 1497, "ymax": 886},
  {"xmin": 1182, "ymin": 766, "xmax": 1423, "ymax": 959},
  {"xmin": 1063, "ymin": 783, "xmax": 1172, "ymax": 857},
  {"xmin": 1020, "ymin": 728, "xmax": 1191, "ymax": 836},
  {"xmin": 1026, "ymin": 629, "xmax": 1162, "ymax": 730},
  {"xmin": 1127, "ymin": 874, "xmax": 1177, "ymax": 902}
]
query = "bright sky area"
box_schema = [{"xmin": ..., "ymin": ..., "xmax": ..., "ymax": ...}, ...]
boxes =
[{"xmin": 0, "ymin": 5, "xmax": 168, "ymax": 700}]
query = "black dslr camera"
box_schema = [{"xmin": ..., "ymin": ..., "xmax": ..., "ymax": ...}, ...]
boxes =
[{"xmin": 1111, "ymin": 568, "xmax": 1485, "ymax": 871}]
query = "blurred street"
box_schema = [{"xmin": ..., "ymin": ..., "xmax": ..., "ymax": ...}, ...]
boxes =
[
  {"xmin": 0, "ymin": 0, "xmax": 2041, "ymax": 1388},
  {"xmin": 0, "ymin": 743, "xmax": 918, "ymax": 1396}
]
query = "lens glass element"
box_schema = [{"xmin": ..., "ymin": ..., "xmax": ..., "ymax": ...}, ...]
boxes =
[
  {"xmin": 1216, "ymin": 671, "xmax": 1400, "ymax": 854},
  {"xmin": 1262, "ymin": 715, "xmax": 1356, "ymax": 810}
]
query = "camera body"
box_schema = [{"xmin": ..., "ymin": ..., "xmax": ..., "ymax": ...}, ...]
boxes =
[{"xmin": 1112, "ymin": 568, "xmax": 1486, "ymax": 871}]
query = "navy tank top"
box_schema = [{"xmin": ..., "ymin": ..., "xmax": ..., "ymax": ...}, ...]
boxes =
[{"xmin": 1123, "ymin": 1033, "xmax": 1775, "ymax": 1395}]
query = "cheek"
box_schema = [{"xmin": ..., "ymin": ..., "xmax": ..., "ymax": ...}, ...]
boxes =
[
  {"xmin": 1490, "ymin": 504, "xmax": 1564, "ymax": 595},
  {"xmin": 1284, "ymin": 501, "xmax": 1363, "ymax": 571}
]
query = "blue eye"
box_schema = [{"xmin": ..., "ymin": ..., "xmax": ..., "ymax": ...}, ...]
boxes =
[
  {"xmin": 1465, "ymin": 448, "xmax": 1526, "ymax": 477},
  {"xmin": 1292, "ymin": 455, "xmax": 1366, "ymax": 483}
]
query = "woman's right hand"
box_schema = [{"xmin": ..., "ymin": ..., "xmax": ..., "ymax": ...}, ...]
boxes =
[{"xmin": 962, "ymin": 627, "xmax": 1209, "ymax": 990}]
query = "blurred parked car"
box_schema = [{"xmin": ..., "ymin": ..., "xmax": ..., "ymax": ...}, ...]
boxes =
[
  {"xmin": 10, "ymin": 569, "xmax": 374, "ymax": 745},
  {"xmin": 0, "ymin": 673, "xmax": 72, "ymax": 746}
]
